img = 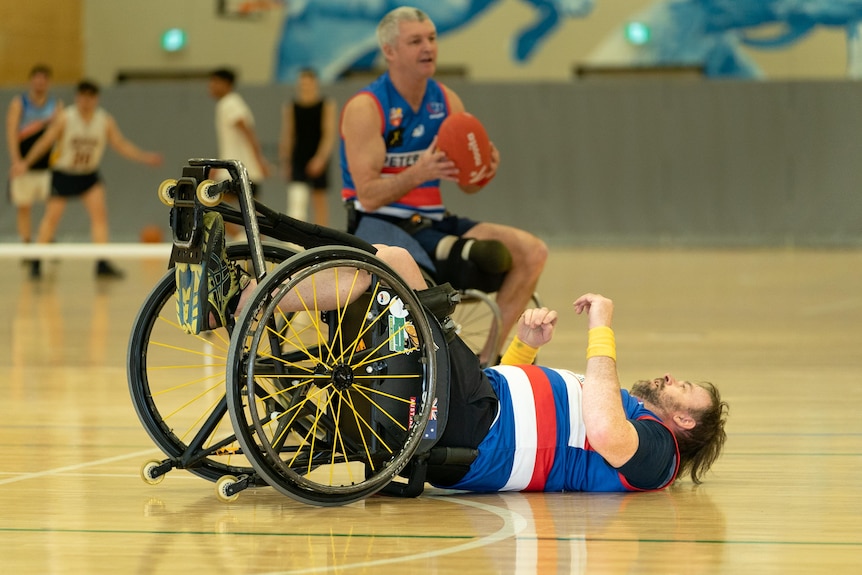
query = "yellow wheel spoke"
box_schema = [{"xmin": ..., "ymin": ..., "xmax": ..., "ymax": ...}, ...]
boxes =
[{"xmin": 351, "ymin": 385, "xmax": 408, "ymax": 433}]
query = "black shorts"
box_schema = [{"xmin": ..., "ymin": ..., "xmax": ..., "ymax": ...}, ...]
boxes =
[
  {"xmin": 52, "ymin": 171, "xmax": 100, "ymax": 198},
  {"xmin": 358, "ymin": 211, "xmax": 479, "ymax": 256},
  {"xmin": 291, "ymin": 160, "xmax": 328, "ymax": 190},
  {"xmin": 412, "ymin": 214, "xmax": 479, "ymax": 255},
  {"xmin": 425, "ymin": 336, "xmax": 498, "ymax": 486}
]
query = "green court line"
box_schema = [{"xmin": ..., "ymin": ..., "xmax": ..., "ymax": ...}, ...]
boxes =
[
  {"xmin": 0, "ymin": 527, "xmax": 860, "ymax": 548},
  {"xmin": 0, "ymin": 527, "xmax": 471, "ymax": 540}
]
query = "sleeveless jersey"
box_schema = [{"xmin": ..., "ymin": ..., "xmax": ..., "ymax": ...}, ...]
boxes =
[
  {"xmin": 18, "ymin": 93, "xmax": 59, "ymax": 170},
  {"xmin": 340, "ymin": 72, "xmax": 450, "ymax": 220},
  {"xmin": 448, "ymin": 365, "xmax": 680, "ymax": 493},
  {"xmin": 50, "ymin": 107, "xmax": 109, "ymax": 174},
  {"xmin": 291, "ymin": 100, "xmax": 323, "ymax": 171}
]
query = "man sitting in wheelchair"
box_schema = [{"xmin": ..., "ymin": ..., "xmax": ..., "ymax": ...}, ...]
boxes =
[{"xmin": 177, "ymin": 212, "xmax": 728, "ymax": 493}]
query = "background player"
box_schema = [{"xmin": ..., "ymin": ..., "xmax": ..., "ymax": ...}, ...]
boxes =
[
  {"xmin": 279, "ymin": 68, "xmax": 336, "ymax": 226},
  {"xmin": 12, "ymin": 80, "xmax": 162, "ymax": 279},
  {"xmin": 5, "ymin": 64, "xmax": 62, "ymax": 278},
  {"xmin": 209, "ymin": 68, "xmax": 271, "ymax": 238}
]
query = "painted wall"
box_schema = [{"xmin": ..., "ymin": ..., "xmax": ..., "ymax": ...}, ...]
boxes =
[{"xmin": 1, "ymin": 0, "xmax": 853, "ymax": 86}]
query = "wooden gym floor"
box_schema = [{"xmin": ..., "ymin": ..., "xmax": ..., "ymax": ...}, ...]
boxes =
[{"xmin": 0, "ymin": 247, "xmax": 860, "ymax": 574}]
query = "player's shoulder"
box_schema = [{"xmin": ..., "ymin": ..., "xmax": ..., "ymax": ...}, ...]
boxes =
[
  {"xmin": 342, "ymin": 92, "xmax": 383, "ymax": 126},
  {"xmin": 439, "ymin": 84, "xmax": 465, "ymax": 114}
]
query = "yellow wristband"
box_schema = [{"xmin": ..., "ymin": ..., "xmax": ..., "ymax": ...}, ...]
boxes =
[
  {"xmin": 586, "ymin": 326, "xmax": 616, "ymax": 361},
  {"xmin": 500, "ymin": 335, "xmax": 539, "ymax": 365}
]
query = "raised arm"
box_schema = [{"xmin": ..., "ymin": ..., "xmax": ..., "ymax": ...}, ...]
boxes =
[
  {"xmin": 573, "ymin": 293, "xmax": 640, "ymax": 467},
  {"xmin": 341, "ymin": 93, "xmax": 458, "ymax": 212},
  {"xmin": 499, "ymin": 307, "xmax": 558, "ymax": 365}
]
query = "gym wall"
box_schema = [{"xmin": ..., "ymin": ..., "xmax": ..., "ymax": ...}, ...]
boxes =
[{"xmin": 1, "ymin": 79, "xmax": 859, "ymax": 247}]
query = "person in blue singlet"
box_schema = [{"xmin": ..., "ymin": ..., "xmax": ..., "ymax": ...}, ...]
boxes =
[
  {"xmin": 5, "ymin": 65, "xmax": 62, "ymax": 278},
  {"xmin": 340, "ymin": 6, "xmax": 548, "ymax": 364},
  {"xmin": 427, "ymin": 295, "xmax": 728, "ymax": 492}
]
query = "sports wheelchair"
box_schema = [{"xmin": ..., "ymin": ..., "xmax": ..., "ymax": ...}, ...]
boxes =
[{"xmin": 128, "ymin": 159, "xmax": 476, "ymax": 506}]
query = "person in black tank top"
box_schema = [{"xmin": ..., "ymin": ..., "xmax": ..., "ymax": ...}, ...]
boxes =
[{"xmin": 279, "ymin": 68, "xmax": 336, "ymax": 225}]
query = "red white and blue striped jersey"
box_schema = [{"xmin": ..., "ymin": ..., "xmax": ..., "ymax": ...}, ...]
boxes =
[
  {"xmin": 447, "ymin": 365, "xmax": 679, "ymax": 493},
  {"xmin": 340, "ymin": 72, "xmax": 450, "ymax": 220}
]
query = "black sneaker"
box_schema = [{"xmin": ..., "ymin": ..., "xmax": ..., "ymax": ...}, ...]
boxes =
[
  {"xmin": 96, "ymin": 260, "xmax": 124, "ymax": 279},
  {"xmin": 175, "ymin": 212, "xmax": 249, "ymax": 334}
]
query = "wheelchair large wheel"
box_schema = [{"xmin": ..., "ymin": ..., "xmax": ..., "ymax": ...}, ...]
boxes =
[
  {"xmin": 450, "ymin": 288, "xmax": 503, "ymax": 367},
  {"xmin": 226, "ymin": 246, "xmax": 439, "ymax": 506},
  {"xmin": 128, "ymin": 243, "xmax": 295, "ymax": 483},
  {"xmin": 452, "ymin": 290, "xmax": 543, "ymax": 366}
]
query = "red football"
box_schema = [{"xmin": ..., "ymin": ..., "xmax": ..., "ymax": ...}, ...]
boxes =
[{"xmin": 437, "ymin": 112, "xmax": 493, "ymax": 188}]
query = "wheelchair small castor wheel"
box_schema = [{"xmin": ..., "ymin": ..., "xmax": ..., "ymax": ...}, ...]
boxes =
[
  {"xmin": 141, "ymin": 459, "xmax": 167, "ymax": 485},
  {"xmin": 196, "ymin": 179, "xmax": 223, "ymax": 207},
  {"xmin": 157, "ymin": 179, "xmax": 178, "ymax": 206},
  {"xmin": 216, "ymin": 475, "xmax": 241, "ymax": 503}
]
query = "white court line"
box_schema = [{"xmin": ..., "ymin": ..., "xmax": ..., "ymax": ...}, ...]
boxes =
[
  {"xmin": 256, "ymin": 496, "xmax": 529, "ymax": 575},
  {"xmin": 0, "ymin": 243, "xmax": 172, "ymax": 259},
  {"xmin": 0, "ymin": 448, "xmax": 159, "ymax": 486}
]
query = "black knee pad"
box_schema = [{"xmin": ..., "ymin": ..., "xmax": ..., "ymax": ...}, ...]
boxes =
[{"xmin": 435, "ymin": 237, "xmax": 510, "ymax": 292}]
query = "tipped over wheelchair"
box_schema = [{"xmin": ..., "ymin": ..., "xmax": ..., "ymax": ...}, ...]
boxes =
[{"xmin": 128, "ymin": 159, "xmax": 486, "ymax": 506}]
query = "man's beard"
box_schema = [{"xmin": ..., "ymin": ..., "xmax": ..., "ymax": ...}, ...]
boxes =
[{"xmin": 630, "ymin": 377, "xmax": 664, "ymax": 405}]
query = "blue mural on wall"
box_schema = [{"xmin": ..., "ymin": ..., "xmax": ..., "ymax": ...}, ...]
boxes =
[
  {"xmin": 275, "ymin": 0, "xmax": 862, "ymax": 81},
  {"xmin": 274, "ymin": 0, "xmax": 595, "ymax": 83},
  {"xmin": 592, "ymin": 0, "xmax": 862, "ymax": 78}
]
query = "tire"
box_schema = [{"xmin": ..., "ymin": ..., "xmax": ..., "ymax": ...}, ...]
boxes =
[
  {"xmin": 127, "ymin": 243, "xmax": 295, "ymax": 483},
  {"xmin": 226, "ymin": 246, "xmax": 440, "ymax": 506}
]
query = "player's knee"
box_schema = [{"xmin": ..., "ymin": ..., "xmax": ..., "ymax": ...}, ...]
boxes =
[
  {"xmin": 511, "ymin": 233, "xmax": 548, "ymax": 275},
  {"xmin": 435, "ymin": 237, "xmax": 511, "ymax": 292}
]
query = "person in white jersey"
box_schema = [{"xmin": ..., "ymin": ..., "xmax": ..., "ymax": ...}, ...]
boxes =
[
  {"xmin": 12, "ymin": 80, "xmax": 163, "ymax": 278},
  {"xmin": 5, "ymin": 64, "xmax": 63, "ymax": 278},
  {"xmin": 208, "ymin": 68, "xmax": 270, "ymax": 237}
]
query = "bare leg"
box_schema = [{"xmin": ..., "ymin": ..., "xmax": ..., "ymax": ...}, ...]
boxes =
[
  {"xmin": 36, "ymin": 196, "xmax": 69, "ymax": 243},
  {"xmin": 79, "ymin": 183, "xmax": 110, "ymax": 243},
  {"xmin": 464, "ymin": 222, "xmax": 548, "ymax": 360},
  {"xmin": 311, "ymin": 188, "xmax": 329, "ymax": 226},
  {"xmin": 227, "ymin": 245, "xmax": 427, "ymax": 323},
  {"xmin": 16, "ymin": 205, "xmax": 33, "ymax": 243}
]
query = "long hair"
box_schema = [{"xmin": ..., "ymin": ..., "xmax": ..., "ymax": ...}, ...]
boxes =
[
  {"xmin": 674, "ymin": 381, "xmax": 728, "ymax": 484},
  {"xmin": 376, "ymin": 6, "xmax": 430, "ymax": 49}
]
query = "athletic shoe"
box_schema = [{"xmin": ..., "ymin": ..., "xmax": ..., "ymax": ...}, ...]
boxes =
[
  {"xmin": 96, "ymin": 259, "xmax": 124, "ymax": 279},
  {"xmin": 175, "ymin": 212, "xmax": 249, "ymax": 334},
  {"xmin": 27, "ymin": 259, "xmax": 41, "ymax": 279}
]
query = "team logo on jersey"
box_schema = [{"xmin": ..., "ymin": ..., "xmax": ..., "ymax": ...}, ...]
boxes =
[
  {"xmin": 412, "ymin": 124, "xmax": 425, "ymax": 138},
  {"xmin": 426, "ymin": 101, "xmax": 445, "ymax": 119},
  {"xmin": 389, "ymin": 107, "xmax": 403, "ymax": 127},
  {"xmin": 386, "ymin": 127, "xmax": 405, "ymax": 148}
]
